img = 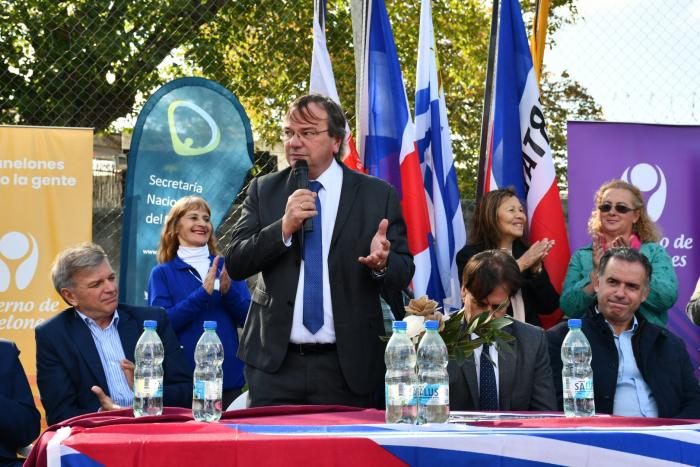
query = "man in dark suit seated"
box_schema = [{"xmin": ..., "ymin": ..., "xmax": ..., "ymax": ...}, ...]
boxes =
[
  {"xmin": 226, "ymin": 94, "xmax": 414, "ymax": 407},
  {"xmin": 448, "ymin": 250, "xmax": 557, "ymax": 411},
  {"xmin": 36, "ymin": 242, "xmax": 192, "ymax": 425},
  {"xmin": 0, "ymin": 339, "xmax": 40, "ymax": 467},
  {"xmin": 548, "ymin": 247, "xmax": 700, "ymax": 418}
]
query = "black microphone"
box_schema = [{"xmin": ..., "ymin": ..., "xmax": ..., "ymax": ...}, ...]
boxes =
[{"xmin": 292, "ymin": 160, "xmax": 313, "ymax": 232}]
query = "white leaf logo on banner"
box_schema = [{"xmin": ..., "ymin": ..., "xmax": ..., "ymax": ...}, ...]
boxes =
[
  {"xmin": 167, "ymin": 100, "xmax": 221, "ymax": 156},
  {"xmin": 0, "ymin": 231, "xmax": 39, "ymax": 292},
  {"xmin": 621, "ymin": 163, "xmax": 667, "ymax": 222}
]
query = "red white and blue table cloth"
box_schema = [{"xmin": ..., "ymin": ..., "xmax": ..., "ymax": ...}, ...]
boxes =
[{"xmin": 26, "ymin": 406, "xmax": 700, "ymax": 466}]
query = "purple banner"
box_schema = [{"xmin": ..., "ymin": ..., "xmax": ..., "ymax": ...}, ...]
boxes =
[{"xmin": 568, "ymin": 121, "xmax": 700, "ymax": 376}]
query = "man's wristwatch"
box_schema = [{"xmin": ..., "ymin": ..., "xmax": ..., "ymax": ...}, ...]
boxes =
[{"xmin": 372, "ymin": 264, "xmax": 388, "ymax": 278}]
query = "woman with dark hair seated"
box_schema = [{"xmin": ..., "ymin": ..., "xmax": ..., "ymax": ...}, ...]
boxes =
[{"xmin": 456, "ymin": 188, "xmax": 559, "ymax": 327}]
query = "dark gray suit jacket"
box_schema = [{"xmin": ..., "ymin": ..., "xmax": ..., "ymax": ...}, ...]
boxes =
[
  {"xmin": 448, "ymin": 319, "xmax": 557, "ymax": 411},
  {"xmin": 0, "ymin": 339, "xmax": 40, "ymax": 464},
  {"xmin": 36, "ymin": 304, "xmax": 192, "ymax": 425},
  {"xmin": 226, "ymin": 164, "xmax": 414, "ymax": 396}
]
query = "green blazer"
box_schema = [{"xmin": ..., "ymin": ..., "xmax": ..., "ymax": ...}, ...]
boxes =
[{"xmin": 560, "ymin": 242, "xmax": 678, "ymax": 327}]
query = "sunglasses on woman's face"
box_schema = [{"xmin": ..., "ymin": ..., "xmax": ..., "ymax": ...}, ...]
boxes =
[{"xmin": 598, "ymin": 202, "xmax": 636, "ymax": 214}]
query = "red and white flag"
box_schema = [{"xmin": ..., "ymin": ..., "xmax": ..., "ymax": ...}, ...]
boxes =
[
  {"xmin": 310, "ymin": 0, "xmax": 362, "ymax": 171},
  {"xmin": 482, "ymin": 0, "xmax": 570, "ymax": 327}
]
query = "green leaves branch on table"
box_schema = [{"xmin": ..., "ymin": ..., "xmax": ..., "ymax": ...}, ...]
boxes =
[
  {"xmin": 383, "ymin": 295, "xmax": 515, "ymax": 366},
  {"xmin": 441, "ymin": 308, "xmax": 515, "ymax": 365}
]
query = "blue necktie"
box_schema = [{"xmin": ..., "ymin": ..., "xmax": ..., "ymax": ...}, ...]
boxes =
[
  {"xmin": 303, "ymin": 181, "xmax": 324, "ymax": 334},
  {"xmin": 479, "ymin": 343, "xmax": 499, "ymax": 410}
]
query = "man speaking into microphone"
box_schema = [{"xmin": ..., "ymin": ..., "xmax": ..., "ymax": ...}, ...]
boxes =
[{"xmin": 227, "ymin": 94, "xmax": 414, "ymax": 407}]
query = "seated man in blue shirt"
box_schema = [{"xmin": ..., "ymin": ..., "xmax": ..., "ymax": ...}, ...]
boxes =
[
  {"xmin": 548, "ymin": 247, "xmax": 700, "ymax": 418},
  {"xmin": 0, "ymin": 339, "xmax": 40, "ymax": 467},
  {"xmin": 36, "ymin": 242, "xmax": 192, "ymax": 425}
]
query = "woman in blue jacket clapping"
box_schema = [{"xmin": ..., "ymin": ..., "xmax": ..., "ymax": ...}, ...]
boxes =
[{"xmin": 148, "ymin": 196, "xmax": 250, "ymax": 409}]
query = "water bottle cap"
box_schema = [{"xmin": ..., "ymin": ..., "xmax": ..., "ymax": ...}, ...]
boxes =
[
  {"xmin": 203, "ymin": 320, "xmax": 217, "ymax": 330},
  {"xmin": 143, "ymin": 320, "xmax": 157, "ymax": 329},
  {"xmin": 568, "ymin": 319, "xmax": 582, "ymax": 329},
  {"xmin": 392, "ymin": 321, "xmax": 407, "ymax": 331},
  {"xmin": 424, "ymin": 320, "xmax": 439, "ymax": 330}
]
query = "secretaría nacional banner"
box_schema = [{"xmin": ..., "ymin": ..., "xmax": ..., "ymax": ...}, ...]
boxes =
[
  {"xmin": 0, "ymin": 125, "xmax": 93, "ymax": 396},
  {"xmin": 568, "ymin": 121, "xmax": 700, "ymax": 376},
  {"xmin": 120, "ymin": 77, "xmax": 254, "ymax": 305}
]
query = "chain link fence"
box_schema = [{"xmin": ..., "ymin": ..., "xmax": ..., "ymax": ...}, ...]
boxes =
[
  {"xmin": 544, "ymin": 0, "xmax": 700, "ymax": 126},
  {"xmin": 1, "ymin": 0, "xmax": 327, "ymax": 266},
  {"xmin": 1, "ymin": 0, "xmax": 690, "ymax": 266}
]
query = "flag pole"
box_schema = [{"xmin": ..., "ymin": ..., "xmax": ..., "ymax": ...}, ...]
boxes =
[
  {"xmin": 476, "ymin": 0, "xmax": 500, "ymax": 200},
  {"xmin": 530, "ymin": 0, "xmax": 551, "ymax": 86},
  {"xmin": 351, "ymin": 0, "xmax": 368, "ymax": 157}
]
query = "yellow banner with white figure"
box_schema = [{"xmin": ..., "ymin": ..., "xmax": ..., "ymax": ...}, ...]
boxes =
[{"xmin": 0, "ymin": 125, "xmax": 92, "ymax": 413}]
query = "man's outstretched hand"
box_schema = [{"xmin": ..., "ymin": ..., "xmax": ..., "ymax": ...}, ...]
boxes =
[{"xmin": 358, "ymin": 219, "xmax": 391, "ymax": 272}]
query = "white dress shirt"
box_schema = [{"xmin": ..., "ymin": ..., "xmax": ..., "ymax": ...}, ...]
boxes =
[{"xmin": 289, "ymin": 159, "xmax": 343, "ymax": 344}]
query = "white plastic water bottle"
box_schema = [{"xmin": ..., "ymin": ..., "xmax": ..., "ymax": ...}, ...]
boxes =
[
  {"xmin": 417, "ymin": 320, "xmax": 449, "ymax": 423},
  {"xmin": 561, "ymin": 319, "xmax": 595, "ymax": 417},
  {"xmin": 193, "ymin": 321, "xmax": 224, "ymax": 422},
  {"xmin": 385, "ymin": 321, "xmax": 417, "ymax": 424},
  {"xmin": 133, "ymin": 320, "xmax": 164, "ymax": 417}
]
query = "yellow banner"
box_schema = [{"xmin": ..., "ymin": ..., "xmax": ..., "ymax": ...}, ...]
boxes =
[{"xmin": 0, "ymin": 125, "xmax": 92, "ymax": 419}]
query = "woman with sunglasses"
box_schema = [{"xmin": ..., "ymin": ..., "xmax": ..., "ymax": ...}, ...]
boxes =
[
  {"xmin": 456, "ymin": 188, "xmax": 559, "ymax": 327},
  {"xmin": 561, "ymin": 180, "xmax": 677, "ymax": 327},
  {"xmin": 147, "ymin": 196, "xmax": 251, "ymax": 409}
]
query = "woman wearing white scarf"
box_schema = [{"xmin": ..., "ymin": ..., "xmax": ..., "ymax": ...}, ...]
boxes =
[{"xmin": 147, "ymin": 196, "xmax": 251, "ymax": 409}]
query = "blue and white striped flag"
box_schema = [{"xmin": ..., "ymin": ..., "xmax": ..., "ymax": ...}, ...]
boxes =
[
  {"xmin": 358, "ymin": 0, "xmax": 435, "ymax": 300},
  {"xmin": 414, "ymin": 0, "xmax": 467, "ymax": 313}
]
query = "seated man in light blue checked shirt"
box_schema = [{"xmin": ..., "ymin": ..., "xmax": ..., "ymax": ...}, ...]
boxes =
[{"xmin": 36, "ymin": 242, "xmax": 192, "ymax": 425}]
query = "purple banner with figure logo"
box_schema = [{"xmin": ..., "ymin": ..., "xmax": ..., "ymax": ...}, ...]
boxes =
[{"xmin": 568, "ymin": 121, "xmax": 700, "ymax": 376}]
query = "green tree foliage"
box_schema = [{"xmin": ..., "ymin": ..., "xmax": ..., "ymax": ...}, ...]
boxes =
[
  {"xmin": 188, "ymin": 1, "xmax": 330, "ymax": 145},
  {"xmin": 540, "ymin": 69, "xmax": 603, "ymax": 187},
  {"xmin": 0, "ymin": 0, "xmax": 601, "ymax": 196},
  {"xmin": 0, "ymin": 0, "xmax": 228, "ymax": 130},
  {"xmin": 187, "ymin": 0, "xmax": 600, "ymax": 197}
]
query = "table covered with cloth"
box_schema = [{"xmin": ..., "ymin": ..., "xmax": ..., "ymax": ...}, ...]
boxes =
[{"xmin": 25, "ymin": 405, "xmax": 700, "ymax": 466}]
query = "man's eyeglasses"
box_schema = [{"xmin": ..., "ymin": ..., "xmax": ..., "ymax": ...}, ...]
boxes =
[
  {"xmin": 473, "ymin": 296, "xmax": 511, "ymax": 315},
  {"xmin": 598, "ymin": 202, "xmax": 636, "ymax": 214},
  {"xmin": 282, "ymin": 128, "xmax": 330, "ymax": 141}
]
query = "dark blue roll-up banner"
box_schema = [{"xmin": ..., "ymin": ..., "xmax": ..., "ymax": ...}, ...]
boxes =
[{"xmin": 120, "ymin": 77, "xmax": 254, "ymax": 305}]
